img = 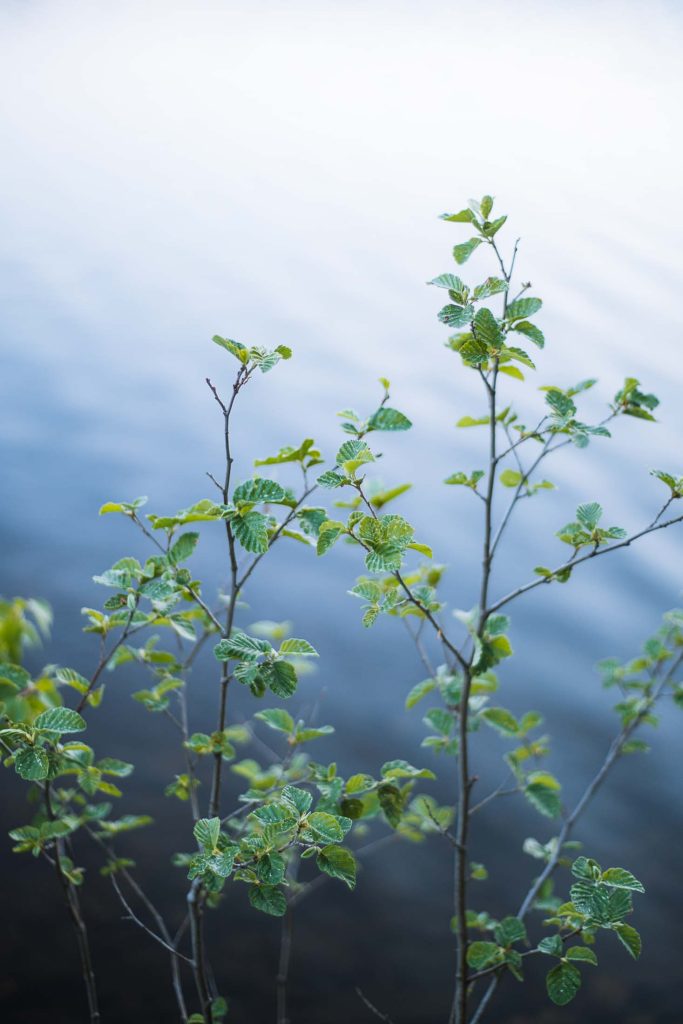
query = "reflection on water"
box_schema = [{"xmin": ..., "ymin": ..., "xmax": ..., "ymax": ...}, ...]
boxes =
[{"xmin": 2, "ymin": 2, "xmax": 683, "ymax": 1021}]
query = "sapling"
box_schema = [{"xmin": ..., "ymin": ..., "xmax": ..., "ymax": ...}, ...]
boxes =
[
  {"xmin": 2, "ymin": 196, "xmax": 682, "ymax": 1024},
  {"xmin": 0, "ymin": 348, "xmax": 430, "ymax": 1024},
  {"xmin": 315, "ymin": 194, "xmax": 683, "ymax": 1023}
]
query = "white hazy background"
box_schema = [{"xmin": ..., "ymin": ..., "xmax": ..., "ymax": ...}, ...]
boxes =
[
  {"xmin": 2, "ymin": 0, "xmax": 681, "ymax": 403},
  {"xmin": 2, "ymin": 4, "xmax": 683, "ymax": 710},
  {"xmin": 2, "ymin": 0, "xmax": 682, "ymax": 627}
]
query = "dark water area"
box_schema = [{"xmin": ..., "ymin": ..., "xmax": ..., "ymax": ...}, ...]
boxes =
[{"xmin": 2, "ymin": 297, "xmax": 683, "ymax": 1024}]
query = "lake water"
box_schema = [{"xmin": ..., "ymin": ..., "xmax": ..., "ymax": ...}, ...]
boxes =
[{"xmin": 1, "ymin": 2, "xmax": 683, "ymax": 1022}]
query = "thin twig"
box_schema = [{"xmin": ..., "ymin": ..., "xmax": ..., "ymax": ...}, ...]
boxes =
[
  {"xmin": 487, "ymin": 507, "xmax": 683, "ymax": 616},
  {"xmin": 356, "ymin": 987, "xmax": 396, "ymax": 1023},
  {"xmin": 45, "ymin": 783, "xmax": 101, "ymax": 1022},
  {"xmin": 469, "ymin": 651, "xmax": 682, "ymax": 1023},
  {"xmin": 110, "ymin": 873, "xmax": 195, "ymax": 965}
]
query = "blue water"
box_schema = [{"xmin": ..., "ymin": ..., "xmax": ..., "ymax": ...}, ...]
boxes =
[{"xmin": 2, "ymin": 2, "xmax": 683, "ymax": 1021}]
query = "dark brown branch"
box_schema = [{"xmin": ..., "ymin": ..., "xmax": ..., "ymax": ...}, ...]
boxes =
[{"xmin": 45, "ymin": 783, "xmax": 100, "ymax": 1022}]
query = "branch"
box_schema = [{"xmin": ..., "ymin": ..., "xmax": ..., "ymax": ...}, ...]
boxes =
[
  {"xmin": 356, "ymin": 987, "xmax": 396, "ymax": 1023},
  {"xmin": 487, "ymin": 507, "xmax": 683, "ymax": 616},
  {"xmin": 236, "ymin": 484, "xmax": 318, "ymax": 592},
  {"xmin": 74, "ymin": 602, "xmax": 140, "ymax": 713},
  {"xmin": 354, "ymin": 480, "xmax": 468, "ymax": 673},
  {"xmin": 469, "ymin": 651, "xmax": 682, "ymax": 1023},
  {"xmin": 110, "ymin": 872, "xmax": 195, "ymax": 966},
  {"xmin": 45, "ymin": 783, "xmax": 101, "ymax": 1022}
]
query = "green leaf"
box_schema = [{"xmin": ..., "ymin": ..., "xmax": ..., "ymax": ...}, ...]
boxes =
[
  {"xmin": 545, "ymin": 389, "xmax": 576, "ymax": 418},
  {"xmin": 370, "ymin": 483, "xmax": 412, "ymax": 509},
  {"xmin": 538, "ymin": 935, "xmax": 563, "ymax": 957},
  {"xmin": 456, "ymin": 415, "xmax": 490, "ymax": 428},
  {"xmin": 317, "ymin": 521, "xmax": 346, "ymax": 555},
  {"xmin": 573, "ymin": 856, "xmax": 598, "ymax": 880},
  {"xmin": 231, "ymin": 510, "xmax": 270, "ymax": 554},
  {"xmin": 263, "ymin": 660, "xmax": 298, "ymax": 698},
  {"xmin": 380, "ymin": 759, "xmax": 435, "ymax": 781},
  {"xmin": 494, "ymin": 917, "xmax": 527, "ymax": 946},
  {"xmin": 482, "ymin": 215, "xmax": 506, "ymax": 237},
  {"xmin": 194, "ymin": 817, "xmax": 221, "ymax": 851},
  {"xmin": 571, "ymin": 880, "xmax": 633, "ymax": 924},
  {"xmin": 365, "ymin": 544, "xmax": 404, "ymax": 573},
  {"xmin": 576, "ymin": 502, "xmax": 603, "ymax": 531},
  {"xmin": 440, "ymin": 208, "xmax": 475, "ymax": 223},
  {"xmin": 513, "ymin": 320, "xmax": 545, "ymax": 348},
  {"xmin": 249, "ymin": 884, "xmax": 287, "ymax": 916},
  {"xmin": 0, "ymin": 663, "xmax": 30, "ymax": 690},
  {"xmin": 301, "ymin": 811, "xmax": 345, "ymax": 844},
  {"xmin": 453, "ymin": 237, "xmax": 482, "ymax": 264},
  {"xmin": 480, "ymin": 707, "xmax": 519, "ymax": 736},
  {"xmin": 257, "ymin": 852, "xmax": 286, "ymax": 885},
  {"xmin": 504, "ymin": 345, "xmax": 536, "ymax": 369},
  {"xmin": 254, "ymin": 708, "xmax": 294, "ymax": 733},
  {"xmin": 211, "ymin": 996, "xmax": 229, "ymax": 1021},
  {"xmin": 14, "ymin": 747, "xmax": 50, "ymax": 781},
  {"xmin": 97, "ymin": 757, "xmax": 134, "ymax": 777},
  {"xmin": 281, "ymin": 785, "xmax": 313, "ymax": 816},
  {"xmin": 601, "ymin": 867, "xmax": 645, "ymax": 892},
  {"xmin": 499, "ymin": 469, "xmax": 523, "ymax": 488},
  {"xmin": 566, "ymin": 946, "xmax": 598, "ymax": 966},
  {"xmin": 35, "ymin": 707, "xmax": 87, "ymax": 734},
  {"xmin": 507, "ymin": 297, "xmax": 542, "ymax": 321},
  {"xmin": 405, "ymin": 678, "xmax": 436, "ymax": 710},
  {"xmin": 255, "ymin": 438, "xmax": 320, "ymax": 467},
  {"xmin": 214, "ymin": 632, "xmax": 272, "ymax": 661},
  {"xmin": 407, "ymin": 541, "xmax": 433, "ymax": 558},
  {"xmin": 367, "ymin": 407, "xmax": 412, "ymax": 432},
  {"xmin": 498, "ymin": 365, "xmax": 525, "ymax": 381},
  {"xmin": 233, "ymin": 479, "xmax": 288, "ymax": 505},
  {"xmin": 345, "ymin": 773, "xmax": 376, "ymax": 795},
  {"xmin": 524, "ymin": 782, "xmax": 561, "ymax": 818},
  {"xmin": 473, "ymin": 277, "xmax": 507, "ymax": 301},
  {"xmin": 212, "ymin": 336, "xmax": 249, "ymax": 363},
  {"xmin": 317, "ymin": 470, "xmax": 346, "ymax": 489},
  {"xmin": 278, "ymin": 638, "xmax": 318, "ymax": 657},
  {"xmin": 428, "ymin": 273, "xmax": 468, "ymax": 292},
  {"xmin": 472, "ymin": 307, "xmax": 503, "ymax": 349},
  {"xmin": 614, "ymin": 922, "xmax": 641, "ymax": 959},
  {"xmin": 378, "ymin": 784, "xmax": 404, "ymax": 827},
  {"xmin": 337, "ymin": 439, "xmax": 373, "ymax": 465},
  {"xmin": 546, "ymin": 961, "xmax": 581, "ymax": 1006},
  {"xmin": 317, "ymin": 846, "xmax": 357, "ymax": 889},
  {"xmin": 168, "ymin": 532, "xmax": 199, "ymax": 566},
  {"xmin": 438, "ymin": 304, "xmax": 474, "ymax": 328},
  {"xmin": 423, "ymin": 707, "xmax": 453, "ymax": 736},
  {"xmin": 466, "ymin": 941, "xmax": 501, "ymax": 970},
  {"xmin": 99, "ymin": 496, "xmax": 148, "ymax": 516}
]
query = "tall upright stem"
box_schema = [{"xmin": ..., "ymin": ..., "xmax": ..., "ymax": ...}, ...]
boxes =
[
  {"xmin": 276, "ymin": 908, "xmax": 293, "ymax": 1024},
  {"xmin": 451, "ymin": 233, "xmax": 514, "ymax": 1024},
  {"xmin": 451, "ymin": 364, "xmax": 498, "ymax": 1024},
  {"xmin": 45, "ymin": 783, "xmax": 101, "ymax": 1023},
  {"xmin": 186, "ymin": 370, "xmax": 248, "ymax": 1016},
  {"xmin": 187, "ymin": 878, "xmax": 213, "ymax": 1014}
]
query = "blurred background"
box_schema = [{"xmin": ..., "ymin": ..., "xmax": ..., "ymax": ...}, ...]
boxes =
[{"xmin": 1, "ymin": 1, "xmax": 682, "ymax": 1021}]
